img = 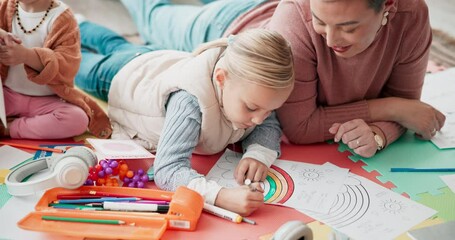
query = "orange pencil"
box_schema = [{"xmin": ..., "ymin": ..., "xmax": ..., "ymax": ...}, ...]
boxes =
[{"xmin": 0, "ymin": 142, "xmax": 64, "ymax": 153}]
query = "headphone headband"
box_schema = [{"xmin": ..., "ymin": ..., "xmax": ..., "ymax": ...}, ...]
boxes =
[{"xmin": 5, "ymin": 146, "xmax": 97, "ymax": 196}]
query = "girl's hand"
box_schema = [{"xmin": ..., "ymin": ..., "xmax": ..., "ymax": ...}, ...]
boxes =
[
  {"xmin": 234, "ymin": 157, "xmax": 268, "ymax": 185},
  {"xmin": 329, "ymin": 119, "xmax": 377, "ymax": 158},
  {"xmin": 395, "ymin": 99, "xmax": 445, "ymax": 140},
  {"xmin": 214, "ymin": 183, "xmax": 264, "ymax": 216}
]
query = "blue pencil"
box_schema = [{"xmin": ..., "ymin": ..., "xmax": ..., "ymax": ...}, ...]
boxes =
[
  {"xmin": 390, "ymin": 168, "xmax": 455, "ymax": 172},
  {"xmin": 54, "ymin": 197, "xmax": 141, "ymax": 204}
]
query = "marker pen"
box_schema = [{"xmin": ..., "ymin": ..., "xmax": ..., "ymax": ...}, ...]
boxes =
[
  {"xmin": 102, "ymin": 201, "xmax": 169, "ymax": 213},
  {"xmin": 203, "ymin": 203, "xmax": 255, "ymax": 224}
]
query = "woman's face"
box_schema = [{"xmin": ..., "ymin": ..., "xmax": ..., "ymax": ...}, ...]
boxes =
[{"xmin": 310, "ymin": 0, "xmax": 385, "ymax": 58}]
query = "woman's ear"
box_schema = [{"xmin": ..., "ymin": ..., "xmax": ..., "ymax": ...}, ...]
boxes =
[
  {"xmin": 384, "ymin": 0, "xmax": 394, "ymax": 10},
  {"xmin": 214, "ymin": 68, "xmax": 227, "ymax": 88}
]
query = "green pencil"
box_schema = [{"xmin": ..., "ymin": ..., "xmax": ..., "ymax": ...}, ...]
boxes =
[{"xmin": 42, "ymin": 216, "xmax": 125, "ymax": 225}]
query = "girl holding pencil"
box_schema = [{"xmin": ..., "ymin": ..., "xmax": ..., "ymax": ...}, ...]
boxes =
[{"xmin": 75, "ymin": 20, "xmax": 294, "ymax": 216}]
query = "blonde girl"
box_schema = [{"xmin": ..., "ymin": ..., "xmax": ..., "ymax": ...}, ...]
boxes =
[{"xmin": 75, "ymin": 20, "xmax": 294, "ymax": 216}]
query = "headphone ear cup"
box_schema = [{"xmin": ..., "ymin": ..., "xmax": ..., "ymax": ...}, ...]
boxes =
[
  {"xmin": 272, "ymin": 221, "xmax": 313, "ymax": 240},
  {"xmin": 64, "ymin": 146, "xmax": 97, "ymax": 168},
  {"xmin": 52, "ymin": 146, "xmax": 97, "ymax": 189},
  {"xmin": 54, "ymin": 157, "xmax": 89, "ymax": 189}
]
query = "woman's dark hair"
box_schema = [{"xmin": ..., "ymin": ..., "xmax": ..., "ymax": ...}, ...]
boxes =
[{"xmin": 368, "ymin": 0, "xmax": 386, "ymax": 13}]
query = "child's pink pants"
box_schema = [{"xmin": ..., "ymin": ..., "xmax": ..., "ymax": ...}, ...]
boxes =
[{"xmin": 3, "ymin": 86, "xmax": 89, "ymax": 139}]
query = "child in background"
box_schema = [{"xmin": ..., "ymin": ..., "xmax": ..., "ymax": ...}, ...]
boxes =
[
  {"xmin": 0, "ymin": 0, "xmax": 111, "ymax": 139},
  {"xmin": 75, "ymin": 21, "xmax": 294, "ymax": 216}
]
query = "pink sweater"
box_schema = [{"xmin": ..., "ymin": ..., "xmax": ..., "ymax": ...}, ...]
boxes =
[{"xmin": 227, "ymin": 0, "xmax": 431, "ymax": 146}]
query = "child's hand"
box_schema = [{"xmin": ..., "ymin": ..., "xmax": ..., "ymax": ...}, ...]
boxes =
[
  {"xmin": 0, "ymin": 40, "xmax": 27, "ymax": 66},
  {"xmin": 234, "ymin": 157, "xmax": 268, "ymax": 185},
  {"xmin": 0, "ymin": 31, "xmax": 22, "ymax": 45},
  {"xmin": 215, "ymin": 184, "xmax": 264, "ymax": 216}
]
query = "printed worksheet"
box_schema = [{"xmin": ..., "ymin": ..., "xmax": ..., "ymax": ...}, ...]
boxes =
[
  {"xmin": 206, "ymin": 149, "xmax": 349, "ymax": 214},
  {"xmin": 421, "ymin": 68, "xmax": 455, "ymax": 149},
  {"xmin": 300, "ymin": 163, "xmax": 437, "ymax": 240}
]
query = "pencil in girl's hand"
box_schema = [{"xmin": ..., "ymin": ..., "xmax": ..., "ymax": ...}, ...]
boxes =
[{"xmin": 41, "ymin": 216, "xmax": 126, "ymax": 225}]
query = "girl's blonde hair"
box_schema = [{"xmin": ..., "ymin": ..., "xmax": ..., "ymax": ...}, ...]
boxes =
[{"xmin": 193, "ymin": 29, "xmax": 294, "ymax": 89}]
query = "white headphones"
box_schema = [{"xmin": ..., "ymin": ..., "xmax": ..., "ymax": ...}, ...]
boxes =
[
  {"xmin": 272, "ymin": 221, "xmax": 313, "ymax": 240},
  {"xmin": 5, "ymin": 146, "xmax": 97, "ymax": 196}
]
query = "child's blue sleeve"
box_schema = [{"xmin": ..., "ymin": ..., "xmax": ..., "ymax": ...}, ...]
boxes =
[{"xmin": 153, "ymin": 90, "xmax": 203, "ymax": 191}]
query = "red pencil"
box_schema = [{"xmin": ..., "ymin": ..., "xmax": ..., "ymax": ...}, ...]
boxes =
[
  {"xmin": 83, "ymin": 190, "xmax": 168, "ymax": 201},
  {"xmin": 0, "ymin": 142, "xmax": 64, "ymax": 153},
  {"xmin": 56, "ymin": 194, "xmax": 104, "ymax": 200}
]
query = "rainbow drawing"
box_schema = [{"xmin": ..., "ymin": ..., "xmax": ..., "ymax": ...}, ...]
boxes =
[{"xmin": 263, "ymin": 165, "xmax": 294, "ymax": 204}]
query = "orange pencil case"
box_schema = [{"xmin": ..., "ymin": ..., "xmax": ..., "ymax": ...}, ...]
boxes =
[{"xmin": 17, "ymin": 186, "xmax": 204, "ymax": 239}]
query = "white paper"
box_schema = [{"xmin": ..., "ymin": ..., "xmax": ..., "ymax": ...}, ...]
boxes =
[
  {"xmin": 0, "ymin": 77, "xmax": 7, "ymax": 128},
  {"xmin": 440, "ymin": 174, "xmax": 455, "ymax": 193},
  {"xmin": 300, "ymin": 164, "xmax": 437, "ymax": 240},
  {"xmin": 205, "ymin": 149, "xmax": 349, "ymax": 213},
  {"xmin": 0, "ymin": 170, "xmax": 70, "ymax": 240},
  {"xmin": 0, "ymin": 145, "xmax": 33, "ymax": 169},
  {"xmin": 87, "ymin": 138, "xmax": 154, "ymax": 159},
  {"xmin": 421, "ymin": 68, "xmax": 455, "ymax": 149}
]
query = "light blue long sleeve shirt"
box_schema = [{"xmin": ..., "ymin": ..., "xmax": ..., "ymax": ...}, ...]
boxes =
[{"xmin": 153, "ymin": 90, "xmax": 282, "ymax": 192}]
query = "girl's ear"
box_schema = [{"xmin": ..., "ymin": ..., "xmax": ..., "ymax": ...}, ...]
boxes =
[{"xmin": 214, "ymin": 68, "xmax": 227, "ymax": 88}]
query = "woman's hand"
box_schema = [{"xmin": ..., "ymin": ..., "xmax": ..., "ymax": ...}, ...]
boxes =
[
  {"xmin": 329, "ymin": 119, "xmax": 378, "ymax": 157},
  {"xmin": 214, "ymin": 183, "xmax": 264, "ymax": 216},
  {"xmin": 234, "ymin": 157, "xmax": 268, "ymax": 185},
  {"xmin": 394, "ymin": 99, "xmax": 445, "ymax": 140}
]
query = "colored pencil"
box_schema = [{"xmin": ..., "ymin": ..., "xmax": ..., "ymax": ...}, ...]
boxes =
[
  {"xmin": 53, "ymin": 197, "xmax": 141, "ymax": 204},
  {"xmin": 42, "ymin": 216, "xmax": 125, "ymax": 225},
  {"xmin": 57, "ymin": 194, "xmax": 104, "ymax": 200},
  {"xmin": 83, "ymin": 190, "xmax": 167, "ymax": 201},
  {"xmin": 0, "ymin": 142, "xmax": 64, "ymax": 153},
  {"xmin": 86, "ymin": 200, "xmax": 169, "ymax": 207},
  {"xmin": 49, "ymin": 203, "xmax": 103, "ymax": 211},
  {"xmin": 136, "ymin": 200, "xmax": 169, "ymax": 205},
  {"xmin": 391, "ymin": 168, "xmax": 455, "ymax": 172}
]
